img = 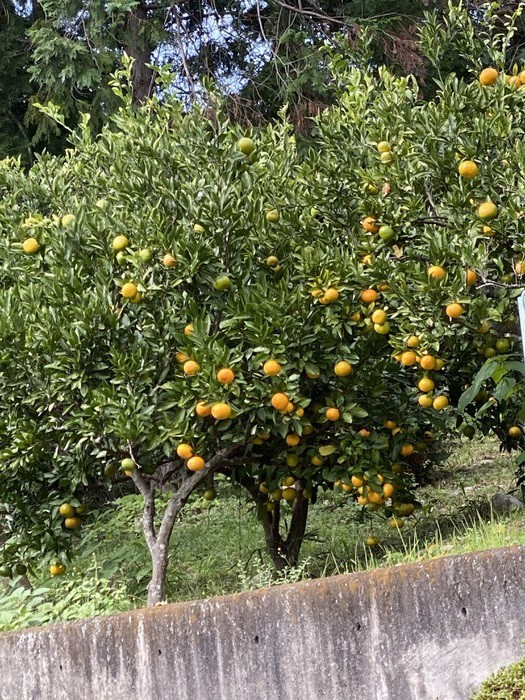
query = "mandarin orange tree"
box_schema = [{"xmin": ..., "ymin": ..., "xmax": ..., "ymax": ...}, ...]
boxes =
[{"xmin": 0, "ymin": 49, "xmax": 525, "ymax": 603}]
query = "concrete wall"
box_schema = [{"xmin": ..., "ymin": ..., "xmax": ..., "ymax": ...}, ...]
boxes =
[{"xmin": 1, "ymin": 546, "xmax": 524, "ymax": 700}]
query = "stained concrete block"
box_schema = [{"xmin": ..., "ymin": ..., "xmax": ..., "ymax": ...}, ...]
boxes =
[{"xmin": 0, "ymin": 546, "xmax": 524, "ymax": 700}]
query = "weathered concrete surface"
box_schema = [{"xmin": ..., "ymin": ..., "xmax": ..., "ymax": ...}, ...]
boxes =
[{"xmin": 1, "ymin": 546, "xmax": 524, "ymax": 700}]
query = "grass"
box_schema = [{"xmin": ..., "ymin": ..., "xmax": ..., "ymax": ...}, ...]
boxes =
[{"xmin": 1, "ymin": 437, "xmax": 524, "ymax": 631}]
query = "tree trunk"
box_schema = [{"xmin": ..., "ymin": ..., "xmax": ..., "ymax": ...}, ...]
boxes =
[
  {"xmin": 126, "ymin": 2, "xmax": 154, "ymax": 104},
  {"xmin": 147, "ymin": 542, "xmax": 169, "ymax": 606}
]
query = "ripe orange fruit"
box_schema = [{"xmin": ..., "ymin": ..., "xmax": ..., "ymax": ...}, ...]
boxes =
[
  {"xmin": 176, "ymin": 443, "xmax": 193, "ymax": 459},
  {"xmin": 295, "ymin": 407, "xmax": 305, "ymax": 418},
  {"xmin": 508, "ymin": 426, "xmax": 522, "ymax": 438},
  {"xmin": 361, "ymin": 288, "xmax": 378, "ymax": 303},
  {"xmin": 361, "ymin": 254, "xmax": 374, "ymax": 266},
  {"xmin": 420, "ymin": 355, "xmax": 436, "ymax": 371},
  {"xmin": 466, "ymin": 269, "xmax": 477, "ymax": 285},
  {"xmin": 432, "ymin": 395, "xmax": 449, "ymax": 410},
  {"xmin": 458, "ymin": 160, "xmax": 479, "ymax": 179},
  {"xmin": 483, "ymin": 225, "xmax": 496, "ymax": 237},
  {"xmin": 322, "ymin": 288, "xmax": 340, "ymax": 304},
  {"xmin": 365, "ymin": 536, "xmax": 380, "ymax": 547},
  {"xmin": 428, "ymin": 265, "xmax": 446, "ymax": 280},
  {"xmin": 351, "ymin": 475, "xmax": 364, "ymax": 488},
  {"xmin": 64, "ymin": 516, "xmax": 82, "ymax": 529},
  {"xmin": 388, "ymin": 517, "xmax": 404, "ymax": 529},
  {"xmin": 407, "ymin": 335, "xmax": 420, "ymax": 348},
  {"xmin": 121, "ymin": 282, "xmax": 138, "ymax": 299},
  {"xmin": 371, "ymin": 309, "xmax": 387, "ymax": 324},
  {"xmin": 285, "ymin": 402, "xmax": 294, "ymax": 414},
  {"xmin": 266, "ymin": 255, "xmax": 279, "ymax": 267},
  {"xmin": 357, "ymin": 496, "xmax": 370, "ymax": 506},
  {"xmin": 184, "ymin": 323, "xmax": 195, "ymax": 336},
  {"xmin": 217, "ymin": 368, "xmax": 235, "ymax": 384},
  {"xmin": 22, "ymin": 237, "xmax": 40, "ymax": 254},
  {"xmin": 129, "ymin": 292, "xmax": 142, "ymax": 304},
  {"xmin": 183, "ymin": 360, "xmax": 200, "ymax": 376},
  {"xmin": 434, "ymin": 358, "xmax": 445, "ymax": 370},
  {"xmin": 49, "ymin": 564, "xmax": 66, "ymax": 577},
  {"xmin": 515, "ymin": 261, "xmax": 525, "ymax": 276},
  {"xmin": 400, "ymin": 443, "xmax": 414, "ymax": 457},
  {"xmin": 384, "ymin": 420, "xmax": 397, "ymax": 430},
  {"xmin": 418, "ymin": 394, "xmax": 433, "ymax": 407},
  {"xmin": 382, "ymin": 483, "xmax": 395, "ymax": 499},
  {"xmin": 479, "ymin": 67, "xmax": 499, "ymax": 85},
  {"xmin": 187, "ymin": 456, "xmax": 206, "ymax": 471},
  {"xmin": 176, "ymin": 351, "xmax": 190, "ymax": 364},
  {"xmin": 334, "ymin": 361, "xmax": 352, "ymax": 377},
  {"xmin": 163, "ymin": 253, "xmax": 177, "ymax": 267},
  {"xmin": 359, "ymin": 428, "xmax": 371, "ymax": 438},
  {"xmin": 195, "ymin": 402, "xmax": 212, "ymax": 417},
  {"xmin": 326, "ymin": 407, "xmax": 341, "ymax": 422},
  {"xmin": 368, "ymin": 490, "xmax": 385, "ymax": 505},
  {"xmin": 263, "ymin": 359, "xmax": 282, "ymax": 376},
  {"xmin": 349, "ymin": 312, "xmax": 362, "ymax": 322},
  {"xmin": 59, "ymin": 503, "xmax": 75, "ymax": 518},
  {"xmin": 446, "ymin": 303, "xmax": 464, "ymax": 318},
  {"xmin": 211, "ymin": 402, "xmax": 232, "ymax": 420},
  {"xmin": 271, "ymin": 393, "xmax": 289, "ymax": 411},
  {"xmin": 400, "ymin": 351, "xmax": 417, "ymax": 366},
  {"xmin": 361, "ymin": 216, "xmax": 380, "ymax": 233},
  {"xmin": 282, "ymin": 487, "xmax": 296, "ymax": 501},
  {"xmin": 286, "ymin": 433, "xmax": 300, "ymax": 447},
  {"xmin": 477, "ymin": 201, "xmax": 498, "ymax": 220},
  {"xmin": 418, "ymin": 377, "xmax": 435, "ymax": 392}
]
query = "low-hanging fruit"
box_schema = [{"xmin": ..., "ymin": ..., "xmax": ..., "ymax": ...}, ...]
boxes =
[
  {"xmin": 187, "ymin": 456, "xmax": 205, "ymax": 471},
  {"xmin": 237, "ymin": 137, "xmax": 255, "ymax": 155},
  {"xmin": 211, "ymin": 402, "xmax": 232, "ymax": 420},
  {"xmin": 22, "ymin": 238, "xmax": 40, "ymax": 254}
]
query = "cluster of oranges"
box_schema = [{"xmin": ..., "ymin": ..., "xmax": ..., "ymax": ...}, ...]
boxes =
[{"xmin": 58, "ymin": 502, "xmax": 83, "ymax": 530}]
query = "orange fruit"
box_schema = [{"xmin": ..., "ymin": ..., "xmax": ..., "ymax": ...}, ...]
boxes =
[
  {"xmin": 371, "ymin": 309, "xmax": 387, "ymax": 324},
  {"xmin": 361, "ymin": 289, "xmax": 378, "ymax": 303},
  {"xmin": 121, "ymin": 282, "xmax": 138, "ymax": 299},
  {"xmin": 434, "ymin": 358, "xmax": 445, "ymax": 370},
  {"xmin": 400, "ymin": 443, "xmax": 414, "ymax": 457},
  {"xmin": 187, "ymin": 456, "xmax": 206, "ymax": 471},
  {"xmin": 295, "ymin": 407, "xmax": 305, "ymax": 418},
  {"xmin": 22, "ymin": 237, "xmax": 40, "ymax": 254},
  {"xmin": 266, "ymin": 255, "xmax": 279, "ymax": 267},
  {"xmin": 446, "ymin": 303, "xmax": 463, "ymax": 319},
  {"xmin": 334, "ymin": 361, "xmax": 352, "ymax": 377},
  {"xmin": 175, "ymin": 351, "xmax": 190, "ymax": 364},
  {"xmin": 64, "ymin": 516, "xmax": 82, "ymax": 529},
  {"xmin": 388, "ymin": 517, "xmax": 404, "ymax": 529},
  {"xmin": 432, "ymin": 395, "xmax": 449, "ymax": 410},
  {"xmin": 322, "ymin": 288, "xmax": 340, "ymax": 304},
  {"xmin": 112, "ymin": 235, "xmax": 128, "ymax": 251},
  {"xmin": 382, "ymin": 483, "xmax": 395, "ymax": 499},
  {"xmin": 384, "ymin": 420, "xmax": 397, "ymax": 430},
  {"xmin": 407, "ymin": 335, "xmax": 420, "ymax": 348},
  {"xmin": 428, "ymin": 265, "xmax": 446, "ymax": 280},
  {"xmin": 285, "ymin": 401, "xmax": 295, "ymax": 414},
  {"xmin": 263, "ymin": 360, "xmax": 282, "ymax": 376},
  {"xmin": 184, "ymin": 323, "xmax": 195, "ymax": 336},
  {"xmin": 508, "ymin": 426, "xmax": 522, "ymax": 438},
  {"xmin": 195, "ymin": 402, "xmax": 212, "ymax": 417},
  {"xmin": 458, "ymin": 160, "xmax": 479, "ymax": 179},
  {"xmin": 211, "ymin": 402, "xmax": 232, "ymax": 420},
  {"xmin": 361, "ymin": 254, "xmax": 374, "ymax": 266},
  {"xmin": 59, "ymin": 503, "xmax": 75, "ymax": 518},
  {"xmin": 466, "ymin": 269, "xmax": 477, "ymax": 285},
  {"xmin": 177, "ymin": 443, "xmax": 194, "ymax": 459},
  {"xmin": 365, "ymin": 536, "xmax": 380, "ymax": 547},
  {"xmin": 515, "ymin": 261, "xmax": 525, "ymax": 276},
  {"xmin": 282, "ymin": 487, "xmax": 296, "ymax": 501},
  {"xmin": 326, "ymin": 407, "xmax": 341, "ymax": 422},
  {"xmin": 368, "ymin": 490, "xmax": 385, "ymax": 505},
  {"xmin": 349, "ymin": 312, "xmax": 362, "ymax": 322},
  {"xmin": 49, "ymin": 564, "xmax": 66, "ymax": 577},
  {"xmin": 217, "ymin": 368, "xmax": 235, "ymax": 384},
  {"xmin": 359, "ymin": 428, "xmax": 371, "ymax": 438},
  {"xmin": 418, "ymin": 377, "xmax": 435, "ymax": 392},
  {"xmin": 418, "ymin": 394, "xmax": 433, "ymax": 407},
  {"xmin": 420, "ymin": 355, "xmax": 436, "ymax": 371},
  {"xmin": 483, "ymin": 225, "xmax": 496, "ymax": 237},
  {"xmin": 163, "ymin": 253, "xmax": 177, "ymax": 267},
  {"xmin": 477, "ymin": 201, "xmax": 498, "ymax": 220},
  {"xmin": 479, "ymin": 67, "xmax": 499, "ymax": 86},
  {"xmin": 271, "ymin": 393, "xmax": 289, "ymax": 411},
  {"xmin": 183, "ymin": 360, "xmax": 200, "ymax": 376},
  {"xmin": 400, "ymin": 351, "xmax": 417, "ymax": 366},
  {"xmin": 361, "ymin": 216, "xmax": 380, "ymax": 233},
  {"xmin": 357, "ymin": 496, "xmax": 370, "ymax": 506},
  {"xmin": 311, "ymin": 455, "xmax": 323, "ymax": 466},
  {"xmin": 285, "ymin": 433, "xmax": 300, "ymax": 447}
]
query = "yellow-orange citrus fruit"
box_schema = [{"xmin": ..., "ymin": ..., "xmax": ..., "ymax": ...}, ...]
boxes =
[
  {"xmin": 418, "ymin": 394, "xmax": 433, "ymax": 407},
  {"xmin": 377, "ymin": 141, "xmax": 391, "ymax": 153},
  {"xmin": 371, "ymin": 309, "xmax": 387, "ymax": 324},
  {"xmin": 446, "ymin": 303, "xmax": 464, "ymax": 318},
  {"xmin": 64, "ymin": 517, "xmax": 82, "ymax": 529},
  {"xmin": 400, "ymin": 351, "xmax": 417, "ymax": 366},
  {"xmin": 407, "ymin": 335, "xmax": 420, "ymax": 348},
  {"xmin": 22, "ymin": 237, "xmax": 40, "ymax": 254},
  {"xmin": 365, "ymin": 536, "xmax": 380, "ymax": 547},
  {"xmin": 479, "ymin": 67, "xmax": 499, "ymax": 86},
  {"xmin": 163, "ymin": 253, "xmax": 177, "ymax": 267},
  {"xmin": 359, "ymin": 428, "xmax": 371, "ymax": 438},
  {"xmin": 175, "ymin": 351, "xmax": 190, "ymax": 364},
  {"xmin": 285, "ymin": 401, "xmax": 294, "ymax": 414},
  {"xmin": 483, "ymin": 225, "xmax": 496, "ymax": 237},
  {"xmin": 282, "ymin": 487, "xmax": 296, "ymax": 501},
  {"xmin": 285, "ymin": 433, "xmax": 300, "ymax": 447},
  {"xmin": 428, "ymin": 265, "xmax": 446, "ymax": 280},
  {"xmin": 311, "ymin": 455, "xmax": 323, "ymax": 466},
  {"xmin": 434, "ymin": 358, "xmax": 445, "ymax": 370},
  {"xmin": 334, "ymin": 361, "xmax": 352, "ymax": 377},
  {"xmin": 351, "ymin": 475, "xmax": 364, "ymax": 488},
  {"xmin": 112, "ymin": 235, "xmax": 128, "ymax": 251},
  {"xmin": 361, "ymin": 288, "xmax": 378, "ymax": 303},
  {"xmin": 432, "ymin": 395, "xmax": 449, "ymax": 410},
  {"xmin": 211, "ymin": 402, "xmax": 232, "ymax": 420},
  {"xmin": 187, "ymin": 456, "xmax": 206, "ymax": 471},
  {"xmin": 515, "ymin": 261, "xmax": 525, "ymax": 276},
  {"xmin": 384, "ymin": 420, "xmax": 397, "ymax": 430},
  {"xmin": 322, "ymin": 288, "xmax": 340, "ymax": 304},
  {"xmin": 477, "ymin": 201, "xmax": 498, "ymax": 220},
  {"xmin": 195, "ymin": 402, "xmax": 212, "ymax": 417},
  {"xmin": 418, "ymin": 377, "xmax": 435, "ymax": 392},
  {"xmin": 266, "ymin": 255, "xmax": 279, "ymax": 267},
  {"xmin": 420, "ymin": 355, "xmax": 436, "ymax": 371},
  {"xmin": 184, "ymin": 323, "xmax": 195, "ymax": 336},
  {"xmin": 361, "ymin": 216, "xmax": 380, "ymax": 233},
  {"xmin": 183, "ymin": 360, "xmax": 200, "ymax": 376},
  {"xmin": 263, "ymin": 360, "xmax": 282, "ymax": 376},
  {"xmin": 326, "ymin": 407, "xmax": 341, "ymax": 422},
  {"xmin": 217, "ymin": 368, "xmax": 235, "ymax": 384},
  {"xmin": 458, "ymin": 160, "xmax": 479, "ymax": 179},
  {"xmin": 121, "ymin": 282, "xmax": 138, "ymax": 299},
  {"xmin": 508, "ymin": 426, "xmax": 522, "ymax": 437},
  {"xmin": 400, "ymin": 443, "xmax": 414, "ymax": 457},
  {"xmin": 295, "ymin": 407, "xmax": 305, "ymax": 418},
  {"xmin": 49, "ymin": 564, "xmax": 66, "ymax": 576},
  {"xmin": 368, "ymin": 490, "xmax": 385, "ymax": 505},
  {"xmin": 176, "ymin": 443, "xmax": 194, "ymax": 459},
  {"xmin": 466, "ymin": 269, "xmax": 478, "ymax": 285},
  {"xmin": 388, "ymin": 517, "xmax": 404, "ymax": 529},
  {"xmin": 271, "ymin": 393, "xmax": 289, "ymax": 411},
  {"xmin": 383, "ymin": 483, "xmax": 395, "ymax": 499},
  {"xmin": 59, "ymin": 503, "xmax": 75, "ymax": 518},
  {"xmin": 357, "ymin": 496, "xmax": 370, "ymax": 506}
]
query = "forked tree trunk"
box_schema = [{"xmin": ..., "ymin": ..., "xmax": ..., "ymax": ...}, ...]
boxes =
[{"xmin": 262, "ymin": 491, "xmax": 309, "ymax": 570}]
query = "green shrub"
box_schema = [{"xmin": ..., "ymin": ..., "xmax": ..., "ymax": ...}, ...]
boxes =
[{"xmin": 471, "ymin": 657, "xmax": 525, "ymax": 699}]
